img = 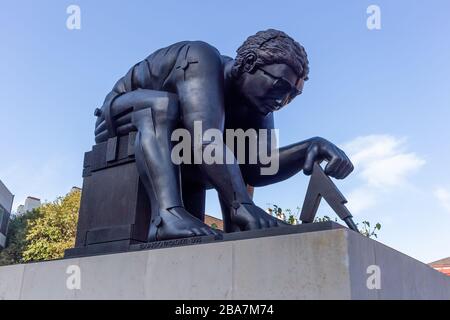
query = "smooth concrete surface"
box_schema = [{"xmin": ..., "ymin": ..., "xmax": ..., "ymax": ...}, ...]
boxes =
[{"xmin": 0, "ymin": 228, "xmax": 449, "ymax": 300}]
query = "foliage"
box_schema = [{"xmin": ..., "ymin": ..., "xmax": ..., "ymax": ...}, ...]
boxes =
[
  {"xmin": 21, "ymin": 189, "xmax": 80, "ymax": 262},
  {"xmin": 359, "ymin": 221, "xmax": 382, "ymax": 239},
  {"xmin": 0, "ymin": 189, "xmax": 81, "ymax": 265},
  {"xmin": 0, "ymin": 209, "xmax": 40, "ymax": 266},
  {"xmin": 267, "ymin": 203, "xmax": 381, "ymax": 239},
  {"xmin": 267, "ymin": 204, "xmax": 302, "ymax": 225},
  {"xmin": 210, "ymin": 223, "xmax": 218, "ymax": 229}
]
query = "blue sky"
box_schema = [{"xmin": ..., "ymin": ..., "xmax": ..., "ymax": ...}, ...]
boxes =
[{"xmin": 0, "ymin": 0, "xmax": 449, "ymax": 263}]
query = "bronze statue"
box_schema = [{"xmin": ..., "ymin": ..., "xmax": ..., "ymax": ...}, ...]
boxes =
[{"xmin": 93, "ymin": 29, "xmax": 354, "ymax": 242}]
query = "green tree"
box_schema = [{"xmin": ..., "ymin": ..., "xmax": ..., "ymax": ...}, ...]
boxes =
[
  {"xmin": 22, "ymin": 189, "xmax": 80, "ymax": 262},
  {"xmin": 0, "ymin": 209, "xmax": 40, "ymax": 266}
]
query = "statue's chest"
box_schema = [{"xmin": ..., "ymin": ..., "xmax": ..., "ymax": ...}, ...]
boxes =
[{"xmin": 224, "ymin": 102, "xmax": 253, "ymax": 131}]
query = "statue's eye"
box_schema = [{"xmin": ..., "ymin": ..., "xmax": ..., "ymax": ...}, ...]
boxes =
[{"xmin": 273, "ymin": 79, "xmax": 292, "ymax": 94}]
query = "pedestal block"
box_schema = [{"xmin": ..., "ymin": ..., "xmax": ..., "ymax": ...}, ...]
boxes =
[
  {"xmin": 65, "ymin": 133, "xmax": 152, "ymax": 258},
  {"xmin": 2, "ymin": 227, "xmax": 449, "ymax": 299}
]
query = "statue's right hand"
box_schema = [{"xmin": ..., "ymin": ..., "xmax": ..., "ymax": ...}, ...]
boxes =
[{"xmin": 303, "ymin": 137, "xmax": 354, "ymax": 179}]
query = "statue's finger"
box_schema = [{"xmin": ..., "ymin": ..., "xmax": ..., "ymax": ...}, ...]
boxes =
[
  {"xmin": 94, "ymin": 119, "xmax": 106, "ymax": 134},
  {"xmin": 325, "ymin": 156, "xmax": 342, "ymax": 176},
  {"xmin": 335, "ymin": 161, "xmax": 350, "ymax": 179},
  {"xmin": 303, "ymin": 145, "xmax": 319, "ymax": 175}
]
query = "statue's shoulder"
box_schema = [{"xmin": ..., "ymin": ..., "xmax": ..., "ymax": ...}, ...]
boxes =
[
  {"xmin": 148, "ymin": 40, "xmax": 221, "ymax": 61},
  {"xmin": 145, "ymin": 41, "xmax": 223, "ymax": 76},
  {"xmin": 183, "ymin": 41, "xmax": 225, "ymax": 69},
  {"xmin": 140, "ymin": 41, "xmax": 224, "ymax": 89},
  {"xmin": 184, "ymin": 40, "xmax": 221, "ymax": 55}
]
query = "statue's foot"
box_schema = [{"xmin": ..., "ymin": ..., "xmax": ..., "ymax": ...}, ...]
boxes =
[
  {"xmin": 227, "ymin": 202, "xmax": 290, "ymax": 232},
  {"xmin": 148, "ymin": 206, "xmax": 220, "ymax": 242}
]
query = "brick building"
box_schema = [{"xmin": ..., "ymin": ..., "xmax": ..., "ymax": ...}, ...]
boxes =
[
  {"xmin": 204, "ymin": 214, "xmax": 223, "ymax": 231},
  {"xmin": 429, "ymin": 257, "xmax": 450, "ymax": 276}
]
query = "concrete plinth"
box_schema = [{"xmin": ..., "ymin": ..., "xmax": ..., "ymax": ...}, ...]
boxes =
[{"xmin": 0, "ymin": 227, "xmax": 449, "ymax": 299}]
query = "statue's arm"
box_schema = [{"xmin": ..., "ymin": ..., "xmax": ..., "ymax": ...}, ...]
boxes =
[
  {"xmin": 240, "ymin": 113, "xmax": 310, "ymax": 186},
  {"xmin": 241, "ymin": 113, "xmax": 354, "ymax": 187}
]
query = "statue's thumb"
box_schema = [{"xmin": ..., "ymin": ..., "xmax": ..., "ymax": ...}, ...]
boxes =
[{"xmin": 303, "ymin": 148, "xmax": 317, "ymax": 175}]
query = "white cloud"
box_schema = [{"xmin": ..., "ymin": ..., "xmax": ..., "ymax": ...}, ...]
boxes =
[
  {"xmin": 343, "ymin": 135, "xmax": 425, "ymax": 189},
  {"xmin": 345, "ymin": 187, "xmax": 377, "ymax": 214},
  {"xmin": 341, "ymin": 134, "xmax": 425, "ymax": 213},
  {"xmin": 434, "ymin": 187, "xmax": 450, "ymax": 213}
]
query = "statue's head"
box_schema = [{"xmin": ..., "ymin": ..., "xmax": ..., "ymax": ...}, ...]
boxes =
[{"xmin": 232, "ymin": 29, "xmax": 309, "ymax": 115}]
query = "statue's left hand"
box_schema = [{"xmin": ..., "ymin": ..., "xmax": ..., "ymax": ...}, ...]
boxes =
[{"xmin": 303, "ymin": 137, "xmax": 354, "ymax": 179}]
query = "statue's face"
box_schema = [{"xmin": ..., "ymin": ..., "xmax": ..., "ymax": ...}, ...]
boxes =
[{"xmin": 237, "ymin": 63, "xmax": 304, "ymax": 115}]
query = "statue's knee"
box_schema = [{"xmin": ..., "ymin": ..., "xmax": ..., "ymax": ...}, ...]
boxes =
[
  {"xmin": 150, "ymin": 92, "xmax": 179, "ymax": 114},
  {"xmin": 133, "ymin": 91, "xmax": 179, "ymax": 120},
  {"xmin": 139, "ymin": 91, "xmax": 176, "ymax": 106}
]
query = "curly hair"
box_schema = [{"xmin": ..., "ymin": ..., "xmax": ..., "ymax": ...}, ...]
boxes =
[{"xmin": 232, "ymin": 29, "xmax": 309, "ymax": 81}]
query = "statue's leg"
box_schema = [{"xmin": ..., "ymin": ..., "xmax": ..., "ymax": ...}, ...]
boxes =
[
  {"xmin": 181, "ymin": 181, "xmax": 206, "ymax": 222},
  {"xmin": 179, "ymin": 164, "xmax": 207, "ymax": 222},
  {"xmin": 97, "ymin": 90, "xmax": 219, "ymax": 242},
  {"xmin": 218, "ymin": 196, "xmax": 239, "ymax": 233}
]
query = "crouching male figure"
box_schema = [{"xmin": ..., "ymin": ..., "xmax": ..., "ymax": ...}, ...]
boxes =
[{"xmin": 94, "ymin": 29, "xmax": 354, "ymax": 241}]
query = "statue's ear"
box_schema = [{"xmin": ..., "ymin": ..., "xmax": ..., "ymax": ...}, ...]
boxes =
[{"xmin": 242, "ymin": 51, "xmax": 258, "ymax": 73}]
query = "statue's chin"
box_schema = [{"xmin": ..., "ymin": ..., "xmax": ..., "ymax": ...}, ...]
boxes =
[
  {"xmin": 256, "ymin": 103, "xmax": 273, "ymax": 116},
  {"xmin": 238, "ymin": 92, "xmax": 270, "ymax": 115}
]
